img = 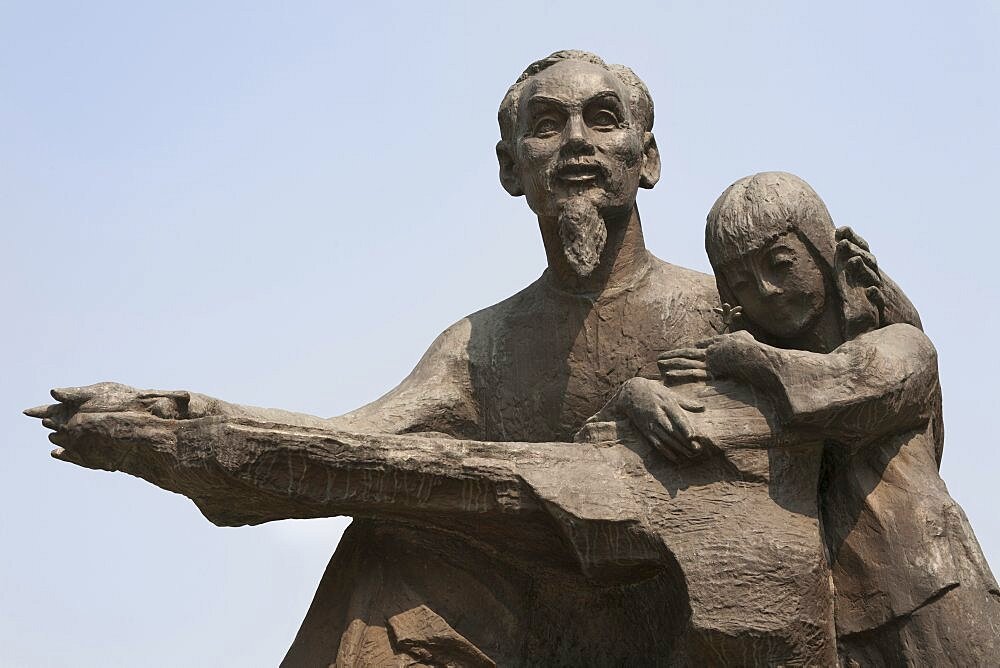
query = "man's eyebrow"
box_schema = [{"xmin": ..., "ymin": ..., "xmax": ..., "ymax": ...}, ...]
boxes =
[
  {"xmin": 582, "ymin": 90, "xmax": 624, "ymax": 106},
  {"xmin": 525, "ymin": 95, "xmax": 568, "ymax": 109},
  {"xmin": 525, "ymin": 90, "xmax": 624, "ymax": 109}
]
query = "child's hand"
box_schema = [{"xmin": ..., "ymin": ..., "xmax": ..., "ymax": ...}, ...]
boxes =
[
  {"xmin": 835, "ymin": 226, "xmax": 880, "ymax": 286},
  {"xmin": 712, "ymin": 303, "xmax": 743, "ymax": 334},
  {"xmin": 657, "ymin": 347, "xmax": 708, "ymax": 385},
  {"xmin": 835, "ymin": 226, "xmax": 885, "ymax": 335},
  {"xmin": 835, "ymin": 226, "xmax": 885, "ymax": 311},
  {"xmin": 700, "ymin": 331, "xmax": 772, "ymax": 385},
  {"xmin": 657, "ymin": 330, "xmax": 751, "ymax": 384}
]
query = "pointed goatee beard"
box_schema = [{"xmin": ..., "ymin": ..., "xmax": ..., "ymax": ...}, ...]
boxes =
[{"xmin": 557, "ymin": 198, "xmax": 607, "ymax": 278}]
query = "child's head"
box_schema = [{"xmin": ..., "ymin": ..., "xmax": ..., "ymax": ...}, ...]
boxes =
[{"xmin": 705, "ymin": 172, "xmax": 845, "ymax": 343}]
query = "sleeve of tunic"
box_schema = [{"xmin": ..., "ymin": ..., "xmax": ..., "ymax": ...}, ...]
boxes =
[
  {"xmin": 327, "ymin": 318, "xmax": 480, "ymax": 438},
  {"xmin": 705, "ymin": 324, "xmax": 939, "ymax": 444}
]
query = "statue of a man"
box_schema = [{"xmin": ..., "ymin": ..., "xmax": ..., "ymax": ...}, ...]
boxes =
[{"xmin": 28, "ymin": 51, "xmax": 933, "ymax": 666}]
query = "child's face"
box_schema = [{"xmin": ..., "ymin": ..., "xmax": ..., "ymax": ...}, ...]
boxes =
[{"xmin": 720, "ymin": 232, "xmax": 827, "ymax": 339}]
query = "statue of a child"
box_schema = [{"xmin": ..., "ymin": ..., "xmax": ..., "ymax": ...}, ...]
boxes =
[{"xmin": 658, "ymin": 171, "xmax": 999, "ymax": 664}]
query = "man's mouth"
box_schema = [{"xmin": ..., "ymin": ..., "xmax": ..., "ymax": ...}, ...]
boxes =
[{"xmin": 555, "ymin": 162, "xmax": 607, "ymax": 184}]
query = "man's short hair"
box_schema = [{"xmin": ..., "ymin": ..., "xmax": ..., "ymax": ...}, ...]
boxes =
[{"xmin": 498, "ymin": 50, "xmax": 654, "ymax": 144}]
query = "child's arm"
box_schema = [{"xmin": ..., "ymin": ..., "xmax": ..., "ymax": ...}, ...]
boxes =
[{"xmin": 704, "ymin": 324, "xmax": 938, "ymax": 443}]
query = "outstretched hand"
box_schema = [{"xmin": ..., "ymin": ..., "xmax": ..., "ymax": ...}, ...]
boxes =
[{"xmin": 24, "ymin": 382, "xmax": 203, "ymax": 470}]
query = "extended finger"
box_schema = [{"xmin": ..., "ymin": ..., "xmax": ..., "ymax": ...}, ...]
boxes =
[
  {"xmin": 866, "ymin": 286, "xmax": 886, "ymax": 309},
  {"xmin": 846, "ymin": 256, "xmax": 882, "ymax": 287},
  {"xmin": 649, "ymin": 422, "xmax": 689, "ymax": 460},
  {"xmin": 660, "ymin": 401, "xmax": 696, "ymax": 445},
  {"xmin": 643, "ymin": 430, "xmax": 678, "ymax": 463},
  {"xmin": 138, "ymin": 390, "xmax": 190, "ymax": 401},
  {"xmin": 838, "ymin": 240, "xmax": 879, "ymax": 271},
  {"xmin": 51, "ymin": 387, "xmax": 93, "ymax": 405},
  {"xmin": 51, "ymin": 446, "xmax": 86, "ymax": 467},
  {"xmin": 657, "ymin": 357, "xmax": 707, "ymax": 371},
  {"xmin": 840, "ymin": 243, "xmax": 878, "ymax": 269},
  {"xmin": 661, "ymin": 369, "xmax": 709, "ymax": 384},
  {"xmin": 661, "ymin": 401, "xmax": 707, "ymax": 456},
  {"xmin": 657, "ymin": 348, "xmax": 708, "ymax": 361},
  {"xmin": 23, "ymin": 404, "xmax": 56, "ymax": 419},
  {"xmin": 31, "ymin": 402, "xmax": 74, "ymax": 430},
  {"xmin": 679, "ymin": 398, "xmax": 705, "ymax": 413},
  {"xmin": 835, "ymin": 226, "xmax": 870, "ymax": 251},
  {"xmin": 693, "ymin": 335, "xmax": 727, "ymax": 349},
  {"xmin": 652, "ymin": 420, "xmax": 701, "ymax": 458},
  {"xmin": 47, "ymin": 430, "xmax": 69, "ymax": 448}
]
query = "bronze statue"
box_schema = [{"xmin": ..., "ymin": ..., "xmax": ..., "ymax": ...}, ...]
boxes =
[{"xmin": 25, "ymin": 51, "xmax": 998, "ymax": 666}]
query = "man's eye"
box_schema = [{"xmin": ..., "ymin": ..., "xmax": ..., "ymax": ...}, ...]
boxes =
[
  {"xmin": 589, "ymin": 109, "xmax": 620, "ymax": 129},
  {"xmin": 533, "ymin": 118, "xmax": 560, "ymax": 136}
]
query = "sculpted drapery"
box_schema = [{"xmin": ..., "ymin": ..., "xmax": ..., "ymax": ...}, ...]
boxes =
[{"xmin": 26, "ymin": 52, "xmax": 998, "ymax": 666}]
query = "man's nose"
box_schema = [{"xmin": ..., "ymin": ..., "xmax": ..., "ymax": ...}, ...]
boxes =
[{"xmin": 562, "ymin": 114, "xmax": 594, "ymax": 154}]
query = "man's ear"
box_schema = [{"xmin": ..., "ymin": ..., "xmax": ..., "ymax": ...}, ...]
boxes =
[
  {"xmin": 639, "ymin": 132, "xmax": 661, "ymax": 189},
  {"xmin": 496, "ymin": 141, "xmax": 524, "ymax": 197}
]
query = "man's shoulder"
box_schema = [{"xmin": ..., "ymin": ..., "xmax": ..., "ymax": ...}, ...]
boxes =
[
  {"xmin": 438, "ymin": 259, "xmax": 722, "ymax": 349},
  {"xmin": 458, "ymin": 259, "xmax": 720, "ymax": 320},
  {"xmin": 643, "ymin": 254, "xmax": 718, "ymax": 298},
  {"xmin": 625, "ymin": 255, "xmax": 721, "ymax": 316},
  {"xmin": 464, "ymin": 273, "xmax": 551, "ymax": 321},
  {"xmin": 425, "ymin": 275, "xmax": 549, "ymax": 352}
]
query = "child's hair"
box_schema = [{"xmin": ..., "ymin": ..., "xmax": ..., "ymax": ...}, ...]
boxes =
[
  {"xmin": 706, "ymin": 171, "xmax": 835, "ymax": 268},
  {"xmin": 705, "ymin": 171, "xmax": 880, "ymax": 343}
]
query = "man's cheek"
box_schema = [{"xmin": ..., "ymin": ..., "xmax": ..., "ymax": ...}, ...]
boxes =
[
  {"xmin": 607, "ymin": 139, "xmax": 643, "ymax": 168},
  {"xmin": 518, "ymin": 140, "xmax": 557, "ymax": 164}
]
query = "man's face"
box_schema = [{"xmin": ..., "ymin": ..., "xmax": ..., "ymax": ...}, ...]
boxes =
[{"xmin": 510, "ymin": 60, "xmax": 646, "ymax": 218}]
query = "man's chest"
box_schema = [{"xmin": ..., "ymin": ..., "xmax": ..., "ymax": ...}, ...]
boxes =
[{"xmin": 472, "ymin": 294, "xmax": 715, "ymax": 441}]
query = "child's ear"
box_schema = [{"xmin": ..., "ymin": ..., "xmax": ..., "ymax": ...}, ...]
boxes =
[{"xmin": 639, "ymin": 132, "xmax": 660, "ymax": 189}]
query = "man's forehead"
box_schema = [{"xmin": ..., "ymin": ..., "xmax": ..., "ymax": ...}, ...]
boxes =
[{"xmin": 520, "ymin": 60, "xmax": 626, "ymax": 109}]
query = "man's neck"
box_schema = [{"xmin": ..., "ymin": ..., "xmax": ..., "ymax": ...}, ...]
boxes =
[{"xmin": 539, "ymin": 205, "xmax": 651, "ymax": 297}]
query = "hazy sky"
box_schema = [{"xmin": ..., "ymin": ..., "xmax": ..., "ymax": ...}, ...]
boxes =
[{"xmin": 3, "ymin": 2, "xmax": 998, "ymax": 665}]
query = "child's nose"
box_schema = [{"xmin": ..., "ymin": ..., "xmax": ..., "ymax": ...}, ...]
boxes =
[{"xmin": 756, "ymin": 278, "xmax": 784, "ymax": 298}]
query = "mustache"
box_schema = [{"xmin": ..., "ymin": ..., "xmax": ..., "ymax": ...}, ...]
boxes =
[{"xmin": 552, "ymin": 160, "xmax": 610, "ymax": 180}]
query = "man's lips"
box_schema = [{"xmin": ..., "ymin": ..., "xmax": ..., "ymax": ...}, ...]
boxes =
[{"xmin": 554, "ymin": 162, "xmax": 607, "ymax": 184}]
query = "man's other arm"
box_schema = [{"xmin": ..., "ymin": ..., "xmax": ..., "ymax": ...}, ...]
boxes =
[{"xmin": 326, "ymin": 318, "xmax": 479, "ymax": 437}]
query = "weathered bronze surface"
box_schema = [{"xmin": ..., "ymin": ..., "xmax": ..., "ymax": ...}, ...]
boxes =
[{"xmin": 26, "ymin": 51, "xmax": 999, "ymax": 666}]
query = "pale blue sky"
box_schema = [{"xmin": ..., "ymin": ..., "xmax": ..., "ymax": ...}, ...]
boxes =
[{"xmin": 3, "ymin": 2, "xmax": 998, "ymax": 665}]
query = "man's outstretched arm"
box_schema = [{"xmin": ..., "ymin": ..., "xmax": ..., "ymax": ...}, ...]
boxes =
[
  {"xmin": 25, "ymin": 385, "xmax": 678, "ymax": 583},
  {"xmin": 183, "ymin": 318, "xmax": 480, "ymax": 435},
  {"xmin": 25, "ymin": 318, "xmax": 480, "ymax": 520},
  {"xmin": 29, "ymin": 317, "xmax": 478, "ymax": 432}
]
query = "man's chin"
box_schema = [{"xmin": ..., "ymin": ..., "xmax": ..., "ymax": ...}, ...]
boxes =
[{"xmin": 558, "ymin": 198, "xmax": 607, "ymax": 278}]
